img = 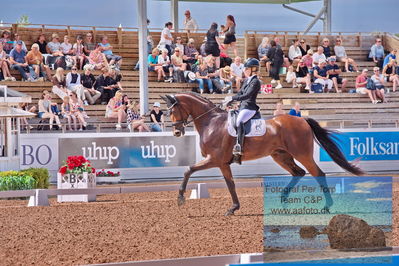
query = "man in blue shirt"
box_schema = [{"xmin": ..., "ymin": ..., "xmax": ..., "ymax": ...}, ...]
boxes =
[
  {"xmin": 9, "ymin": 41, "xmax": 37, "ymax": 81},
  {"xmin": 326, "ymin": 57, "xmax": 347, "ymax": 93},
  {"xmin": 383, "ymin": 49, "xmax": 396, "ymax": 68},
  {"xmin": 288, "ymin": 102, "xmax": 301, "ymax": 117},
  {"xmin": 313, "ymin": 59, "xmax": 333, "ymax": 92},
  {"xmin": 99, "ymin": 36, "xmax": 123, "ymax": 70}
]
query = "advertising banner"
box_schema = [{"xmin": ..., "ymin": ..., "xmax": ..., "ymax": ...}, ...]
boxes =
[
  {"xmin": 58, "ymin": 135, "xmax": 197, "ymax": 169},
  {"xmin": 19, "ymin": 135, "xmax": 59, "ymax": 171},
  {"xmin": 320, "ymin": 131, "xmax": 399, "ymax": 162}
]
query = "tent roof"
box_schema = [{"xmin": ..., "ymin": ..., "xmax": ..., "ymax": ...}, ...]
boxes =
[
  {"xmin": 0, "ymin": 107, "xmax": 36, "ymax": 118},
  {"xmin": 161, "ymin": 0, "xmax": 319, "ymax": 3}
]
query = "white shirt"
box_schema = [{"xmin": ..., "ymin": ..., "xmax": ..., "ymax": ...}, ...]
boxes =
[
  {"xmin": 246, "ymin": 75, "xmax": 256, "ymax": 85},
  {"xmin": 158, "ymin": 55, "xmax": 170, "ymax": 66},
  {"xmin": 312, "ymin": 53, "xmax": 326, "ymax": 67},
  {"xmin": 231, "ymin": 63, "xmax": 244, "ymax": 77},
  {"xmin": 160, "ymin": 27, "xmax": 172, "ymax": 46},
  {"xmin": 183, "ymin": 17, "xmax": 199, "ymax": 32},
  {"xmin": 288, "ymin": 45, "xmax": 302, "ymax": 61}
]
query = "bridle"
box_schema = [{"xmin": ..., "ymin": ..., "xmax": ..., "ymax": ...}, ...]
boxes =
[{"xmin": 168, "ymin": 98, "xmax": 220, "ymax": 128}]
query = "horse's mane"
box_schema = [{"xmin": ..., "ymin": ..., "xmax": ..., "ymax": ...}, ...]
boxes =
[{"xmin": 177, "ymin": 92, "xmax": 226, "ymax": 113}]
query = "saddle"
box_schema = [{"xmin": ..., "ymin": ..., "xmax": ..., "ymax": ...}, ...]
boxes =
[{"xmin": 227, "ymin": 110, "xmax": 266, "ymax": 137}]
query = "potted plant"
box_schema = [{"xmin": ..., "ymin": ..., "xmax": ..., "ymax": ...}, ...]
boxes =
[
  {"xmin": 57, "ymin": 155, "xmax": 96, "ymax": 202},
  {"xmin": 96, "ymin": 169, "xmax": 121, "ymax": 183}
]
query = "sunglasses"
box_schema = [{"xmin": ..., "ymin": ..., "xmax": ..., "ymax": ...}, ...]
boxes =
[
  {"xmin": 300, "ymin": 42, "xmax": 305, "ymax": 43},
  {"xmin": 72, "ymin": 68, "xmax": 77, "ymax": 70}
]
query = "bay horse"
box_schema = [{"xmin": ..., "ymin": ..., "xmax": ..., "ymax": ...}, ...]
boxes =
[{"xmin": 160, "ymin": 92, "xmax": 363, "ymax": 216}]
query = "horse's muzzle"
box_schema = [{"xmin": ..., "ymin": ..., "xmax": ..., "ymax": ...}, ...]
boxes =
[{"xmin": 173, "ymin": 129, "xmax": 185, "ymax": 137}]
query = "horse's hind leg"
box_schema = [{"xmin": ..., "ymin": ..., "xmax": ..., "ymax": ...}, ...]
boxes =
[
  {"xmin": 178, "ymin": 155, "xmax": 216, "ymax": 206},
  {"xmin": 271, "ymin": 150, "xmax": 306, "ymax": 200},
  {"xmin": 295, "ymin": 156, "xmax": 333, "ymax": 210},
  {"xmin": 220, "ymin": 164, "xmax": 240, "ymax": 216}
]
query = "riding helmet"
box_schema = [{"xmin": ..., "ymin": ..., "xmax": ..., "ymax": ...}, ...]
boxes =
[{"xmin": 244, "ymin": 58, "xmax": 260, "ymax": 68}]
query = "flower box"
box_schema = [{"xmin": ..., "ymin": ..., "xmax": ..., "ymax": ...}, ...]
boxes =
[{"xmin": 57, "ymin": 172, "xmax": 96, "ymax": 202}]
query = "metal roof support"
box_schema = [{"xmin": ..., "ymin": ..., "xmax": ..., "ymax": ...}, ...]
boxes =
[
  {"xmin": 171, "ymin": 0, "xmax": 179, "ymax": 32},
  {"xmin": 283, "ymin": 0, "xmax": 331, "ymax": 34},
  {"xmin": 137, "ymin": 0, "xmax": 149, "ymax": 116}
]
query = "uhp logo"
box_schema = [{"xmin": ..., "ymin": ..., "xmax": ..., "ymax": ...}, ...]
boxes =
[
  {"xmin": 82, "ymin": 142, "xmax": 119, "ymax": 165},
  {"xmin": 141, "ymin": 141, "xmax": 176, "ymax": 163}
]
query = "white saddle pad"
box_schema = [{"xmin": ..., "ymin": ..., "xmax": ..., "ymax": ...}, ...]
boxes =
[{"xmin": 227, "ymin": 118, "xmax": 267, "ymax": 137}]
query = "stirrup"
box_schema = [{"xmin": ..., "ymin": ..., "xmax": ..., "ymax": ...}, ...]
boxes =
[{"xmin": 232, "ymin": 144, "xmax": 242, "ymax": 156}]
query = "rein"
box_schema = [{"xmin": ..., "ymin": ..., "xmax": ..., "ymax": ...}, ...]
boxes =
[{"xmin": 169, "ymin": 102, "xmax": 221, "ymax": 127}]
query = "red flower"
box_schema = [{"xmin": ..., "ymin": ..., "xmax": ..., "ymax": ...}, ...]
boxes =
[
  {"xmin": 59, "ymin": 166, "xmax": 67, "ymax": 175},
  {"xmin": 91, "ymin": 168, "xmax": 96, "ymax": 173}
]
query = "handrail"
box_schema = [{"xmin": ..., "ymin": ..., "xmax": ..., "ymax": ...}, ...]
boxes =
[{"xmin": 245, "ymin": 30, "xmax": 389, "ymax": 35}]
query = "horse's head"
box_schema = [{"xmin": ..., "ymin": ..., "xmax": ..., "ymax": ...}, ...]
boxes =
[{"xmin": 161, "ymin": 94, "xmax": 189, "ymax": 137}]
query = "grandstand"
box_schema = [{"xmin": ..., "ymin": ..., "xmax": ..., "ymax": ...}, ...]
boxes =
[{"xmin": 1, "ymin": 23, "xmax": 399, "ymax": 131}]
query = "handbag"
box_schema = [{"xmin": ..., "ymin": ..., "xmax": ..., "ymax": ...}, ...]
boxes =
[
  {"xmin": 311, "ymin": 83, "xmax": 323, "ymax": 93},
  {"xmin": 366, "ymin": 78, "xmax": 375, "ymax": 90}
]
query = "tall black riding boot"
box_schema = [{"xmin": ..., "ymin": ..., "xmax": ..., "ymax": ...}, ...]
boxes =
[{"xmin": 232, "ymin": 123, "xmax": 245, "ymax": 164}]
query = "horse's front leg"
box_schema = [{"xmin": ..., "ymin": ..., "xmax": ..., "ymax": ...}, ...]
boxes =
[
  {"xmin": 178, "ymin": 155, "xmax": 216, "ymax": 206},
  {"xmin": 220, "ymin": 164, "xmax": 240, "ymax": 216}
]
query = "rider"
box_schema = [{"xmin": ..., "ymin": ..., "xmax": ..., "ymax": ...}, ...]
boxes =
[{"xmin": 223, "ymin": 58, "xmax": 261, "ymax": 163}]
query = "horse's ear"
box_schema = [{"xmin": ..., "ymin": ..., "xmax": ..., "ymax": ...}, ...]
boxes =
[
  {"xmin": 166, "ymin": 94, "xmax": 177, "ymax": 105},
  {"xmin": 160, "ymin": 95, "xmax": 167, "ymax": 103}
]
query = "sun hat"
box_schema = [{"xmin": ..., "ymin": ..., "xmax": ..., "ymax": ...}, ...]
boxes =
[
  {"xmin": 224, "ymin": 66, "xmax": 231, "ymax": 73},
  {"xmin": 31, "ymin": 43, "xmax": 39, "ymax": 49},
  {"xmin": 153, "ymin": 102, "xmax": 161, "ymax": 107},
  {"xmin": 16, "ymin": 40, "xmax": 23, "ymax": 45},
  {"xmin": 327, "ymin": 57, "xmax": 336, "ymax": 62},
  {"xmin": 187, "ymin": 71, "xmax": 196, "ymax": 81}
]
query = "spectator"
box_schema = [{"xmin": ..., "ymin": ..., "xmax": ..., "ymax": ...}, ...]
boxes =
[
  {"xmin": 371, "ymin": 67, "xmax": 386, "ymax": 103},
  {"xmin": 60, "ymin": 35, "xmax": 74, "ymax": 68},
  {"xmin": 184, "ymin": 38, "xmax": 199, "ymax": 65},
  {"xmin": 171, "ymin": 47, "xmax": 187, "ymax": 72},
  {"xmin": 26, "ymin": 43, "xmax": 51, "ymax": 81},
  {"xmin": 0, "ymin": 42, "xmax": 15, "ymax": 81},
  {"xmin": 99, "ymin": 36, "xmax": 123, "ymax": 70},
  {"xmin": 108, "ymin": 68, "xmax": 123, "ymax": 92},
  {"xmin": 223, "ymin": 15, "xmax": 237, "ymax": 57},
  {"xmin": 9, "ymin": 41, "xmax": 38, "ymax": 81},
  {"xmin": 205, "ymin": 22, "xmax": 222, "ymax": 68},
  {"xmin": 35, "ymin": 34, "xmax": 48, "ymax": 54},
  {"xmin": 126, "ymin": 101, "xmax": 150, "ymax": 132},
  {"xmin": 321, "ymin": 38, "xmax": 331, "ymax": 58},
  {"xmin": 148, "ymin": 48, "xmax": 163, "ymax": 81},
  {"xmin": 219, "ymin": 66, "xmax": 233, "ymax": 93},
  {"xmin": 299, "ymin": 39, "xmax": 311, "ymax": 56},
  {"xmin": 83, "ymin": 32, "xmax": 96, "ymax": 55},
  {"xmin": 158, "ymin": 48, "xmax": 173, "ymax": 82},
  {"xmin": 230, "ymin": 56, "xmax": 245, "ymax": 91},
  {"xmin": 70, "ymin": 91, "xmax": 87, "ymax": 131},
  {"xmin": 106, "ymin": 91, "xmax": 126, "ymax": 130},
  {"xmin": 258, "ymin": 37, "xmax": 271, "ymax": 74},
  {"xmin": 94, "ymin": 68, "xmax": 111, "ymax": 104},
  {"xmin": 288, "ymin": 39, "xmax": 302, "ymax": 64},
  {"xmin": 288, "ymin": 102, "xmax": 301, "ymax": 117},
  {"xmin": 66, "ymin": 66, "xmax": 87, "ymax": 104},
  {"xmin": 382, "ymin": 58, "xmax": 398, "ymax": 92},
  {"xmin": 174, "ymin": 36, "xmax": 184, "ymax": 53},
  {"xmin": 191, "ymin": 54, "xmax": 204, "ymax": 73},
  {"xmin": 183, "ymin": 10, "xmax": 199, "ymax": 32},
  {"xmin": 0, "ymin": 30, "xmax": 13, "ymax": 54},
  {"xmin": 267, "ymin": 40, "xmax": 284, "ymax": 89},
  {"xmin": 383, "ymin": 49, "xmax": 397, "ymax": 68},
  {"xmin": 273, "ymin": 101, "xmax": 286, "ymax": 116},
  {"xmin": 18, "ymin": 102, "xmax": 36, "ymax": 130},
  {"xmin": 368, "ymin": 38, "xmax": 384, "ymax": 69},
  {"xmin": 73, "ymin": 35, "xmax": 86, "ymax": 70},
  {"xmin": 146, "ymin": 19, "xmax": 154, "ymax": 53},
  {"xmin": 312, "ymin": 46, "xmax": 326, "ymax": 67},
  {"xmin": 12, "ymin": 33, "xmax": 27, "ymax": 52},
  {"xmin": 122, "ymin": 94, "xmax": 131, "ymax": 108},
  {"xmin": 150, "ymin": 102, "xmax": 165, "ymax": 132},
  {"xmin": 334, "ymin": 38, "xmax": 359, "ymax": 72},
  {"xmin": 355, "ymin": 69, "xmax": 378, "ymax": 104},
  {"xmin": 326, "ymin": 57, "xmax": 347, "ymax": 93},
  {"xmin": 219, "ymin": 44, "xmax": 232, "ymax": 68},
  {"xmin": 195, "ymin": 61, "xmax": 213, "ymax": 94},
  {"xmin": 295, "ymin": 59, "xmax": 311, "ymax": 91},
  {"xmin": 200, "ymin": 37, "xmax": 207, "ymax": 57},
  {"xmin": 159, "ymin": 22, "xmax": 174, "ymax": 56},
  {"xmin": 80, "ymin": 65, "xmax": 101, "ymax": 105},
  {"xmin": 302, "ymin": 49, "xmax": 313, "ymax": 68},
  {"xmin": 89, "ymin": 45, "xmax": 109, "ymax": 70},
  {"xmin": 314, "ymin": 59, "xmax": 333, "ymax": 92},
  {"xmin": 46, "ymin": 33, "xmax": 64, "ymax": 69},
  {"xmin": 61, "ymin": 96, "xmax": 77, "ymax": 131},
  {"xmin": 206, "ymin": 56, "xmax": 223, "ymax": 93},
  {"xmin": 52, "ymin": 67, "xmax": 68, "ymax": 99},
  {"xmin": 273, "ymin": 37, "xmax": 290, "ymax": 66},
  {"xmin": 285, "ymin": 65, "xmax": 297, "ymax": 88},
  {"xmin": 38, "ymin": 91, "xmax": 62, "ymax": 130}
]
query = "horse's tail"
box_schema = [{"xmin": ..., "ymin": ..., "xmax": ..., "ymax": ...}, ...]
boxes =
[{"xmin": 305, "ymin": 118, "xmax": 364, "ymax": 176}]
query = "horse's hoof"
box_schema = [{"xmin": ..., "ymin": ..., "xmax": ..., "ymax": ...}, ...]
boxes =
[
  {"xmin": 177, "ymin": 195, "xmax": 186, "ymax": 207},
  {"xmin": 224, "ymin": 209, "xmax": 235, "ymax": 216}
]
